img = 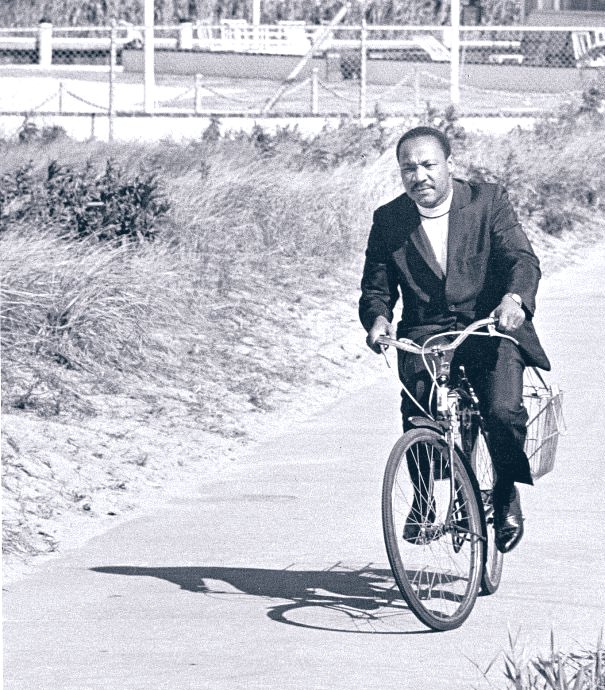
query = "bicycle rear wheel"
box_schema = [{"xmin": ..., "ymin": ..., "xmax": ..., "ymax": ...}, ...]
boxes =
[
  {"xmin": 382, "ymin": 428, "xmax": 484, "ymax": 631},
  {"xmin": 471, "ymin": 426, "xmax": 504, "ymax": 595}
]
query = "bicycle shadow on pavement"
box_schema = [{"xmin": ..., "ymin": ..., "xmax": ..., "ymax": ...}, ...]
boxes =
[{"xmin": 91, "ymin": 563, "xmax": 434, "ymax": 634}]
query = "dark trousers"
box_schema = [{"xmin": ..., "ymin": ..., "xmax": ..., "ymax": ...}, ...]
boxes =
[{"xmin": 398, "ymin": 336, "xmax": 533, "ymax": 485}]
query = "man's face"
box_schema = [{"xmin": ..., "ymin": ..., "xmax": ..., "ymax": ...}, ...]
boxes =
[{"xmin": 397, "ymin": 136, "xmax": 453, "ymax": 208}]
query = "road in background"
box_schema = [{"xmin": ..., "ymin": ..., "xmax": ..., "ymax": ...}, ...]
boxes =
[{"xmin": 4, "ymin": 244, "xmax": 605, "ymax": 689}]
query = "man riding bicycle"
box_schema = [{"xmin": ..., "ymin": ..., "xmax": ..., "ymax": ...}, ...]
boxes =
[{"xmin": 359, "ymin": 126, "xmax": 550, "ymax": 554}]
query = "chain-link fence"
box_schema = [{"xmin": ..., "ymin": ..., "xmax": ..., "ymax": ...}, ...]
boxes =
[{"xmin": 0, "ymin": 20, "xmax": 604, "ymax": 130}]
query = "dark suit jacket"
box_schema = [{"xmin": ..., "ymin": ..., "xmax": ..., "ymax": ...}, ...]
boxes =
[{"xmin": 359, "ymin": 178, "xmax": 550, "ymax": 370}]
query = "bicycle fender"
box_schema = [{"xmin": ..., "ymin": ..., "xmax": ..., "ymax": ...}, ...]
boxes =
[{"xmin": 406, "ymin": 416, "xmax": 444, "ymax": 435}]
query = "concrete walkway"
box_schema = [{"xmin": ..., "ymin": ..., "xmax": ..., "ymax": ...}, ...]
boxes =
[{"xmin": 4, "ymin": 245, "xmax": 605, "ymax": 689}]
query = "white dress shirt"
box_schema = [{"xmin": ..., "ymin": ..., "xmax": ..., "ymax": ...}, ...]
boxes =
[{"xmin": 416, "ymin": 188, "xmax": 454, "ymax": 275}]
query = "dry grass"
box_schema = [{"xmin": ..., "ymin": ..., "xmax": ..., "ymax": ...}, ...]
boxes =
[
  {"xmin": 1, "ymin": 135, "xmax": 371, "ymax": 417},
  {"xmin": 471, "ymin": 631, "xmax": 605, "ymax": 690},
  {"xmin": 2, "ymin": 116, "xmax": 605, "ymax": 570}
]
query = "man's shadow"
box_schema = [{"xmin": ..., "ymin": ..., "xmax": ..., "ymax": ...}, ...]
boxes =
[{"xmin": 91, "ymin": 563, "xmax": 436, "ymax": 634}]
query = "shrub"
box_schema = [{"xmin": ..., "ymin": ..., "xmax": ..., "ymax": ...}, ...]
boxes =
[
  {"xmin": 419, "ymin": 103, "xmax": 467, "ymax": 148},
  {"xmin": 0, "ymin": 126, "xmax": 373, "ymax": 423},
  {"xmin": 296, "ymin": 118, "xmax": 390, "ymax": 169},
  {"xmin": 201, "ymin": 116, "xmax": 221, "ymax": 143},
  {"xmin": 579, "ymin": 70, "xmax": 605, "ymax": 118},
  {"xmin": 16, "ymin": 120, "xmax": 67, "ymax": 145},
  {"xmin": 0, "ymin": 158, "xmax": 170, "ymax": 241}
]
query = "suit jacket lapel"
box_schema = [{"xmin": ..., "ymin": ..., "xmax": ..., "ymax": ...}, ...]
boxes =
[
  {"xmin": 407, "ymin": 208, "xmax": 444, "ymax": 280},
  {"xmin": 388, "ymin": 197, "xmax": 440, "ymax": 302},
  {"xmin": 445, "ymin": 180, "xmax": 474, "ymax": 284},
  {"xmin": 411, "ymin": 225, "xmax": 444, "ymax": 279}
]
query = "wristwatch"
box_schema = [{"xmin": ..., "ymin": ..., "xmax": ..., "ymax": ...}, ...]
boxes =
[{"xmin": 506, "ymin": 293, "xmax": 523, "ymax": 307}]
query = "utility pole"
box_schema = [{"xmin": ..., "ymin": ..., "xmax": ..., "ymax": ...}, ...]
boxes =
[
  {"xmin": 252, "ymin": 0, "xmax": 261, "ymax": 24},
  {"xmin": 359, "ymin": 1, "xmax": 367, "ymax": 120},
  {"xmin": 109, "ymin": 24, "xmax": 116, "ymax": 140},
  {"xmin": 450, "ymin": 0, "xmax": 461, "ymax": 106},
  {"xmin": 144, "ymin": 0, "xmax": 155, "ymax": 113}
]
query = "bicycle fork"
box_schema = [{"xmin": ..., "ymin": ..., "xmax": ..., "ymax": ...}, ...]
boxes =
[{"xmin": 436, "ymin": 383, "xmax": 485, "ymax": 545}]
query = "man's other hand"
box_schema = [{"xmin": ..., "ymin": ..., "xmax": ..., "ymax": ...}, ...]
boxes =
[
  {"xmin": 366, "ymin": 315, "xmax": 397, "ymax": 353},
  {"xmin": 493, "ymin": 295, "xmax": 525, "ymax": 333}
]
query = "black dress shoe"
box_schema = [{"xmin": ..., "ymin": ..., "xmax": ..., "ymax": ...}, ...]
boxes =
[
  {"xmin": 493, "ymin": 481, "xmax": 524, "ymax": 554},
  {"xmin": 403, "ymin": 495, "xmax": 436, "ymax": 544}
]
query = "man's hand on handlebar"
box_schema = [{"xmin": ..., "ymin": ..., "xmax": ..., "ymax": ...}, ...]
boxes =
[
  {"xmin": 366, "ymin": 315, "xmax": 397, "ymax": 354},
  {"xmin": 492, "ymin": 294, "xmax": 525, "ymax": 334}
]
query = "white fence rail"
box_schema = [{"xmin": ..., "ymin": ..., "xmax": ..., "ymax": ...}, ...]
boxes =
[{"xmin": 2, "ymin": 21, "xmax": 605, "ymax": 64}]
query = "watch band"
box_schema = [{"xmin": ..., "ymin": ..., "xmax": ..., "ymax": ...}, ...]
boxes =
[{"xmin": 506, "ymin": 293, "xmax": 523, "ymax": 307}]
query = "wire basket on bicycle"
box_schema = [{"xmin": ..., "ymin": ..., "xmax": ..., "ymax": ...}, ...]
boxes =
[{"xmin": 523, "ymin": 367, "xmax": 566, "ymax": 480}]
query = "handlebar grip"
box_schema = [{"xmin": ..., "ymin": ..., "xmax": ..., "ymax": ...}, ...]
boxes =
[{"xmin": 376, "ymin": 335, "xmax": 423, "ymax": 353}]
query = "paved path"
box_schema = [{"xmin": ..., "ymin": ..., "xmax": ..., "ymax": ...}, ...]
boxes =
[{"xmin": 4, "ymin": 245, "xmax": 605, "ymax": 690}]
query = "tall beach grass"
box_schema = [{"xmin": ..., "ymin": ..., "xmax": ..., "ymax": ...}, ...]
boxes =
[
  {"xmin": 2, "ymin": 112, "xmax": 605, "ymax": 424},
  {"xmin": 472, "ymin": 631, "xmax": 605, "ymax": 690},
  {"xmin": 1, "ymin": 107, "xmax": 605, "ymax": 566}
]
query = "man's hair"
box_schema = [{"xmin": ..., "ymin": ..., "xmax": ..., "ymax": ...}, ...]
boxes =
[{"xmin": 395, "ymin": 126, "xmax": 451, "ymax": 162}]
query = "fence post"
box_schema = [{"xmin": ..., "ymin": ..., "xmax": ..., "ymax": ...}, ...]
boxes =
[
  {"xmin": 194, "ymin": 73, "xmax": 202, "ymax": 114},
  {"xmin": 414, "ymin": 68, "xmax": 421, "ymax": 112},
  {"xmin": 359, "ymin": 11, "xmax": 367, "ymax": 119},
  {"xmin": 178, "ymin": 19, "xmax": 193, "ymax": 50},
  {"xmin": 109, "ymin": 25, "xmax": 117, "ymax": 141},
  {"xmin": 143, "ymin": 0, "xmax": 155, "ymax": 114},
  {"xmin": 252, "ymin": 0, "xmax": 261, "ymax": 24},
  {"xmin": 58, "ymin": 81, "xmax": 63, "ymax": 112},
  {"xmin": 449, "ymin": 0, "xmax": 461, "ymax": 106},
  {"xmin": 311, "ymin": 67, "xmax": 319, "ymax": 114},
  {"xmin": 37, "ymin": 20, "xmax": 52, "ymax": 67}
]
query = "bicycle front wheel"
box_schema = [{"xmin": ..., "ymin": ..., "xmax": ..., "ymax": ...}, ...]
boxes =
[
  {"xmin": 471, "ymin": 426, "xmax": 504, "ymax": 595},
  {"xmin": 382, "ymin": 428, "xmax": 484, "ymax": 631}
]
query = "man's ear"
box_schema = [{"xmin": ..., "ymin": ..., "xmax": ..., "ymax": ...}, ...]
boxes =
[{"xmin": 447, "ymin": 156, "xmax": 454, "ymax": 174}]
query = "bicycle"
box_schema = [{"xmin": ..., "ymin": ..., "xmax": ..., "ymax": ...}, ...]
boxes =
[{"xmin": 376, "ymin": 317, "xmax": 524, "ymax": 631}]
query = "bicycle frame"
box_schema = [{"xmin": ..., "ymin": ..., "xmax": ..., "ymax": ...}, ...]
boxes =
[{"xmin": 377, "ymin": 317, "xmax": 518, "ymax": 540}]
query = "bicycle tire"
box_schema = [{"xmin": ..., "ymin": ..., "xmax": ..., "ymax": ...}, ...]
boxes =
[
  {"xmin": 382, "ymin": 428, "xmax": 484, "ymax": 631},
  {"xmin": 471, "ymin": 426, "xmax": 504, "ymax": 595}
]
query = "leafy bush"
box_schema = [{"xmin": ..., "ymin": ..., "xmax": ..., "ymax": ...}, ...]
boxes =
[
  {"xmin": 418, "ymin": 103, "xmax": 467, "ymax": 147},
  {"xmin": 198, "ymin": 117, "xmax": 391, "ymax": 170},
  {"xmin": 0, "ymin": 158, "xmax": 170, "ymax": 241},
  {"xmin": 17, "ymin": 120, "xmax": 67, "ymax": 145},
  {"xmin": 297, "ymin": 118, "xmax": 391, "ymax": 169},
  {"xmin": 579, "ymin": 70, "xmax": 605, "ymax": 118}
]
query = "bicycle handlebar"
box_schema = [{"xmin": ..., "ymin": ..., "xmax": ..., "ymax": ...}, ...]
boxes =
[{"xmin": 376, "ymin": 317, "xmax": 519, "ymax": 356}]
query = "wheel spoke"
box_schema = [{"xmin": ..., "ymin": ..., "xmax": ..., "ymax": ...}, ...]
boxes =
[
  {"xmin": 471, "ymin": 426, "xmax": 504, "ymax": 595},
  {"xmin": 383, "ymin": 430, "xmax": 484, "ymax": 630}
]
